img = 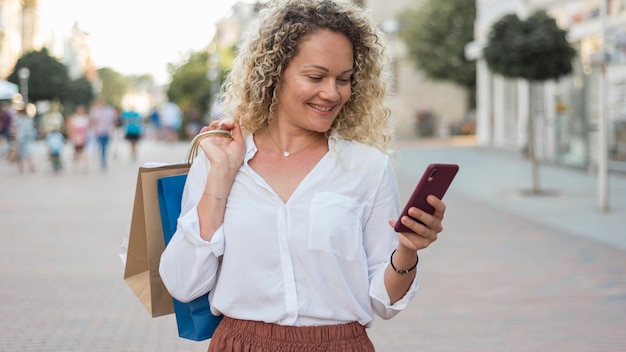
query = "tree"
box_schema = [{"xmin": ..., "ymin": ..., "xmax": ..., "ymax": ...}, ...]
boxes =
[
  {"xmin": 167, "ymin": 51, "xmax": 214, "ymax": 139},
  {"xmin": 167, "ymin": 50, "xmax": 212, "ymax": 115},
  {"xmin": 96, "ymin": 67, "xmax": 130, "ymax": 108},
  {"xmin": 62, "ymin": 76, "xmax": 95, "ymax": 110},
  {"xmin": 7, "ymin": 48, "xmax": 70, "ymax": 102},
  {"xmin": 398, "ymin": 0, "xmax": 476, "ymax": 107},
  {"xmin": 484, "ymin": 11, "xmax": 576, "ymax": 194},
  {"xmin": 127, "ymin": 74, "xmax": 155, "ymax": 91},
  {"xmin": 165, "ymin": 46, "xmax": 236, "ymax": 138},
  {"xmin": 484, "ymin": 12, "xmax": 575, "ymax": 81}
]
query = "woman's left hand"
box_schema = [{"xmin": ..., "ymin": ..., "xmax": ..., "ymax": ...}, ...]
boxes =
[{"xmin": 388, "ymin": 195, "xmax": 446, "ymax": 251}]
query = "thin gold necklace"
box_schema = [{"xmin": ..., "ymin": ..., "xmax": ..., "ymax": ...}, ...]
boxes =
[{"xmin": 267, "ymin": 128, "xmax": 322, "ymax": 157}]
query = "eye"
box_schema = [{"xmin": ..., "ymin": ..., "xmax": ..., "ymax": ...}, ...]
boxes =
[
  {"xmin": 337, "ymin": 77, "xmax": 352, "ymax": 84},
  {"xmin": 308, "ymin": 76, "xmax": 323, "ymax": 81}
]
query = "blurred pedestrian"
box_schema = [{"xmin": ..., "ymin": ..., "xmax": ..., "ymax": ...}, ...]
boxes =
[
  {"xmin": 41, "ymin": 102, "xmax": 65, "ymax": 137},
  {"xmin": 159, "ymin": 101, "xmax": 182, "ymax": 142},
  {"xmin": 148, "ymin": 107, "xmax": 161, "ymax": 140},
  {"xmin": 185, "ymin": 106, "xmax": 202, "ymax": 140},
  {"xmin": 12, "ymin": 104, "xmax": 36, "ymax": 173},
  {"xmin": 46, "ymin": 129, "xmax": 64, "ymax": 174},
  {"xmin": 89, "ymin": 98, "xmax": 118, "ymax": 171},
  {"xmin": 66, "ymin": 105, "xmax": 90, "ymax": 173},
  {"xmin": 0, "ymin": 101, "xmax": 13, "ymax": 158},
  {"xmin": 121, "ymin": 108, "xmax": 142, "ymax": 161},
  {"xmin": 41, "ymin": 102, "xmax": 67, "ymax": 173}
]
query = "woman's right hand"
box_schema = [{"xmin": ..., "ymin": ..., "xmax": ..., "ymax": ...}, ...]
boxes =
[{"xmin": 198, "ymin": 120, "xmax": 246, "ymax": 173}]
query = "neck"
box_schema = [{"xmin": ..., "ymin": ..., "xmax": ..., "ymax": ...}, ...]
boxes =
[{"xmin": 266, "ymin": 128, "xmax": 323, "ymax": 157}]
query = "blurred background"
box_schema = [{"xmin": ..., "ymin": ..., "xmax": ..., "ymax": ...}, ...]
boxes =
[
  {"xmin": 0, "ymin": 0, "xmax": 624, "ymax": 174},
  {"xmin": 1, "ymin": 1, "xmax": 625, "ymax": 350}
]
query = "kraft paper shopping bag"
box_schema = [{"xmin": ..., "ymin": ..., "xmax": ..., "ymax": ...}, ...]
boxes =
[
  {"xmin": 123, "ymin": 163, "xmax": 190, "ymax": 317},
  {"xmin": 123, "ymin": 130, "xmax": 229, "ymax": 320}
]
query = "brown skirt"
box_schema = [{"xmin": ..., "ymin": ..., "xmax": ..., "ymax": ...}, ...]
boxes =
[{"xmin": 207, "ymin": 316, "xmax": 376, "ymax": 352}]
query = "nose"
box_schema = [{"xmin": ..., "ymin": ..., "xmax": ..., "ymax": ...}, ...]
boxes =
[{"xmin": 319, "ymin": 79, "xmax": 341, "ymax": 102}]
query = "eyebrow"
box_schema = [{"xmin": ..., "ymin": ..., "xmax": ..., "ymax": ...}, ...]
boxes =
[{"xmin": 304, "ymin": 64, "xmax": 354, "ymax": 75}]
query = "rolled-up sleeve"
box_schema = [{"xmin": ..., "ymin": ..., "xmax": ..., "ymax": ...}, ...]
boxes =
[
  {"xmin": 158, "ymin": 154, "xmax": 224, "ymax": 303},
  {"xmin": 369, "ymin": 265, "xmax": 419, "ymax": 319}
]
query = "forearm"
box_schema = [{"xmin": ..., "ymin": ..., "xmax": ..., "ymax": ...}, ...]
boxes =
[
  {"xmin": 383, "ymin": 246, "xmax": 419, "ymax": 304},
  {"xmin": 197, "ymin": 163, "xmax": 237, "ymax": 241}
]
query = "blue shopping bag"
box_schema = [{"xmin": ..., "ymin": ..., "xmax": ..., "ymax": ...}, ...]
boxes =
[{"xmin": 158, "ymin": 173, "xmax": 222, "ymax": 341}]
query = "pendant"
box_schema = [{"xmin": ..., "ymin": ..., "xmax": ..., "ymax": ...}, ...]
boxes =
[{"xmin": 283, "ymin": 151, "xmax": 290, "ymax": 157}]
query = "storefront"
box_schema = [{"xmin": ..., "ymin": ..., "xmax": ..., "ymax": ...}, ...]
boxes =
[
  {"xmin": 558, "ymin": 2, "xmax": 626, "ymax": 169},
  {"xmin": 469, "ymin": 0, "xmax": 626, "ymax": 171}
]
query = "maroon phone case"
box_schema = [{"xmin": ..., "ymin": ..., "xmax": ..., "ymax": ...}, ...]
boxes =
[{"xmin": 394, "ymin": 163, "xmax": 459, "ymax": 233}]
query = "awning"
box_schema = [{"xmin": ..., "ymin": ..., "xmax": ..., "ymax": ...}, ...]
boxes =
[{"xmin": 0, "ymin": 80, "xmax": 19, "ymax": 100}]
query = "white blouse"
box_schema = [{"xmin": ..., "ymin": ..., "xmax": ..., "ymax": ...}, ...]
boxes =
[{"xmin": 159, "ymin": 133, "xmax": 419, "ymax": 327}]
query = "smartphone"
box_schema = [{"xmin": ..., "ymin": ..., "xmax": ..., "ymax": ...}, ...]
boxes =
[{"xmin": 394, "ymin": 163, "xmax": 459, "ymax": 233}]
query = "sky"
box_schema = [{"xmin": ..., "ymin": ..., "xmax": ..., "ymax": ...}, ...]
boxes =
[{"xmin": 39, "ymin": 0, "xmax": 254, "ymax": 85}]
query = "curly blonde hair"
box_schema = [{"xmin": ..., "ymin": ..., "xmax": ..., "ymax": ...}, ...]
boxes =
[{"xmin": 219, "ymin": 0, "xmax": 395, "ymax": 153}]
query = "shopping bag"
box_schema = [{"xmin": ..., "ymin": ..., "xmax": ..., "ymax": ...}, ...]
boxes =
[
  {"xmin": 123, "ymin": 130, "xmax": 229, "ymax": 321},
  {"xmin": 123, "ymin": 162, "xmax": 190, "ymax": 317},
  {"xmin": 157, "ymin": 173, "xmax": 187, "ymax": 240},
  {"xmin": 158, "ymin": 173, "xmax": 222, "ymax": 341}
]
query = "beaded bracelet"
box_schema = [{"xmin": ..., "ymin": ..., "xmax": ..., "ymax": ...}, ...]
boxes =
[{"xmin": 390, "ymin": 249, "xmax": 419, "ymax": 275}]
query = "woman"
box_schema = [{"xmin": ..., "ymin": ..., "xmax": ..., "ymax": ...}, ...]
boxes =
[
  {"xmin": 160, "ymin": 0, "xmax": 447, "ymax": 350},
  {"xmin": 66, "ymin": 105, "xmax": 90, "ymax": 173}
]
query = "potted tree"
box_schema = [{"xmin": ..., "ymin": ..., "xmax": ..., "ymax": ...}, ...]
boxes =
[{"xmin": 484, "ymin": 11, "xmax": 576, "ymax": 194}]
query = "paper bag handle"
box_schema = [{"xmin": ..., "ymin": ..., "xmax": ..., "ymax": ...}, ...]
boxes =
[{"xmin": 185, "ymin": 129, "xmax": 233, "ymax": 165}]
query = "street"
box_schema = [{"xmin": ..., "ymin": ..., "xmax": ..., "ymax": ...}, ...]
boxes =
[{"xmin": 1, "ymin": 138, "xmax": 625, "ymax": 351}]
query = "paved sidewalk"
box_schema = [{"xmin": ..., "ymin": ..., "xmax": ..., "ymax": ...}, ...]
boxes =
[{"xmin": 0, "ymin": 138, "xmax": 624, "ymax": 351}]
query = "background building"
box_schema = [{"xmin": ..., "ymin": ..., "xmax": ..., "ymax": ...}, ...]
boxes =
[
  {"xmin": 0, "ymin": 0, "xmax": 41, "ymax": 79},
  {"xmin": 364, "ymin": 0, "xmax": 470, "ymax": 139},
  {"xmin": 467, "ymin": 0, "xmax": 626, "ymax": 170}
]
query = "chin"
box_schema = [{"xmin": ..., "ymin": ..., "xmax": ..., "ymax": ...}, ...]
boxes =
[{"xmin": 310, "ymin": 118, "xmax": 336, "ymax": 133}]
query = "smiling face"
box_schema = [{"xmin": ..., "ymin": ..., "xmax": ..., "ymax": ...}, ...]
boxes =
[{"xmin": 274, "ymin": 29, "xmax": 354, "ymax": 133}]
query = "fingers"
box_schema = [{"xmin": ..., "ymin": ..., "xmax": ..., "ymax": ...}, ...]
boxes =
[
  {"xmin": 390, "ymin": 196, "xmax": 447, "ymax": 250},
  {"xmin": 201, "ymin": 119, "xmax": 232, "ymax": 132},
  {"xmin": 197, "ymin": 120, "xmax": 246, "ymax": 167},
  {"xmin": 428, "ymin": 195, "xmax": 446, "ymax": 222},
  {"xmin": 198, "ymin": 120, "xmax": 238, "ymax": 140}
]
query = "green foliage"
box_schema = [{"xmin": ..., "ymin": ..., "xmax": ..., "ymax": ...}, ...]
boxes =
[
  {"xmin": 97, "ymin": 67, "xmax": 130, "ymax": 108},
  {"xmin": 484, "ymin": 11, "xmax": 576, "ymax": 81},
  {"xmin": 217, "ymin": 46, "xmax": 237, "ymax": 74},
  {"xmin": 167, "ymin": 51, "xmax": 213, "ymax": 115},
  {"xmin": 398, "ymin": 0, "xmax": 476, "ymax": 90},
  {"xmin": 166, "ymin": 46, "xmax": 236, "ymax": 124},
  {"xmin": 7, "ymin": 48, "xmax": 70, "ymax": 102},
  {"xmin": 127, "ymin": 74, "xmax": 155, "ymax": 90},
  {"xmin": 62, "ymin": 76, "xmax": 95, "ymax": 110}
]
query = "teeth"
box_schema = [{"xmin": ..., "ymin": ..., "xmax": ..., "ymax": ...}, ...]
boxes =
[{"xmin": 310, "ymin": 104, "xmax": 332, "ymax": 112}]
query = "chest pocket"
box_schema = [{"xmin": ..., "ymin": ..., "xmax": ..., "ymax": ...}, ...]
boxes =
[{"xmin": 308, "ymin": 192, "xmax": 363, "ymax": 260}]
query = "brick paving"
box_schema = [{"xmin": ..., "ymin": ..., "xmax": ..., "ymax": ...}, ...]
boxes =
[{"xmin": 1, "ymin": 137, "xmax": 625, "ymax": 351}]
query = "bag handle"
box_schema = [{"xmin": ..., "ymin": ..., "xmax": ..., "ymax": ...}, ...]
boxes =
[{"xmin": 185, "ymin": 129, "xmax": 233, "ymax": 165}]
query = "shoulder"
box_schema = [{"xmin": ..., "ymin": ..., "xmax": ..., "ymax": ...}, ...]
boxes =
[
  {"xmin": 331, "ymin": 134, "xmax": 389, "ymax": 165},
  {"xmin": 329, "ymin": 134, "xmax": 393, "ymax": 184}
]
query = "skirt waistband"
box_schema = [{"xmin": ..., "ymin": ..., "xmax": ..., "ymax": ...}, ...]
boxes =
[{"xmin": 207, "ymin": 316, "xmax": 375, "ymax": 352}]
